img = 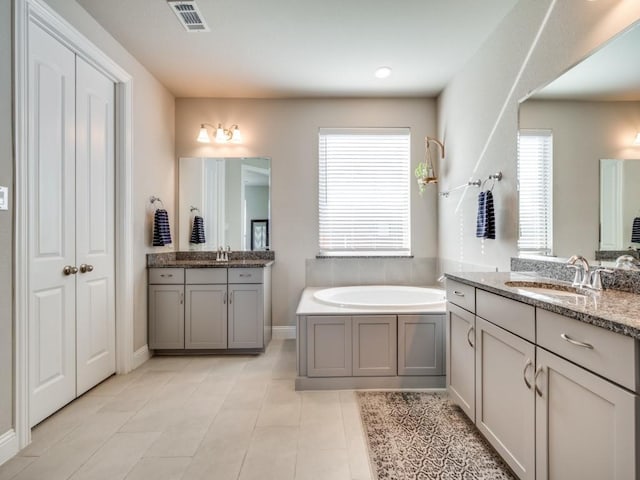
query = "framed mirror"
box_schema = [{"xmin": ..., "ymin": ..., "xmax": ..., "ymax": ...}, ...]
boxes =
[
  {"xmin": 179, "ymin": 157, "xmax": 271, "ymax": 251},
  {"xmin": 517, "ymin": 23, "xmax": 640, "ymax": 259}
]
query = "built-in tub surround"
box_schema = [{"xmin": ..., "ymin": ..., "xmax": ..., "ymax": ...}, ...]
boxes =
[
  {"xmin": 305, "ymin": 257, "xmax": 437, "ymax": 287},
  {"xmin": 446, "ymin": 271, "xmax": 640, "ymax": 340},
  {"xmin": 296, "ymin": 286, "xmax": 446, "ymax": 391}
]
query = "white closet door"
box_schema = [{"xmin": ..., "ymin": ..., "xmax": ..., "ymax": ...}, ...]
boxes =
[
  {"xmin": 75, "ymin": 57, "xmax": 116, "ymax": 395},
  {"xmin": 28, "ymin": 22, "xmax": 77, "ymax": 426}
]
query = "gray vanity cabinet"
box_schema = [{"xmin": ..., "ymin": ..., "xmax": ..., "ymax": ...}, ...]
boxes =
[
  {"xmin": 149, "ymin": 265, "xmax": 271, "ymax": 351},
  {"xmin": 398, "ymin": 314, "xmax": 444, "ymax": 376},
  {"xmin": 184, "ymin": 268, "xmax": 228, "ymax": 349},
  {"xmin": 535, "ymin": 347, "xmax": 637, "ymax": 480},
  {"xmin": 446, "ymin": 302, "xmax": 476, "ymax": 421},
  {"xmin": 228, "ymin": 268, "xmax": 266, "ymax": 349},
  {"xmin": 148, "ymin": 268, "xmax": 185, "ymax": 349},
  {"xmin": 475, "ymin": 317, "xmax": 535, "ymax": 480}
]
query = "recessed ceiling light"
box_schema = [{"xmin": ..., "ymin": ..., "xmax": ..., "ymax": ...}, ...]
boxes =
[{"xmin": 374, "ymin": 66, "xmax": 392, "ymax": 79}]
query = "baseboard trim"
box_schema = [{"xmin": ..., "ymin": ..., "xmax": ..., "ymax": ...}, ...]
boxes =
[
  {"xmin": 0, "ymin": 429, "xmax": 18, "ymax": 466},
  {"xmin": 272, "ymin": 326, "xmax": 296, "ymax": 339},
  {"xmin": 132, "ymin": 344, "xmax": 151, "ymax": 369}
]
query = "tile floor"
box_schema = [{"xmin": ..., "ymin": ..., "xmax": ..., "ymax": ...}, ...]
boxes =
[{"xmin": 0, "ymin": 339, "xmax": 372, "ymax": 480}]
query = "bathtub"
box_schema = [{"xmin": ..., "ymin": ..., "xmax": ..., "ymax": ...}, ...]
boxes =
[
  {"xmin": 296, "ymin": 285, "xmax": 447, "ymax": 391},
  {"xmin": 312, "ymin": 285, "xmax": 446, "ymax": 310}
]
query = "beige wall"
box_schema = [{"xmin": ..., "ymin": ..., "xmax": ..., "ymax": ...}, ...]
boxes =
[
  {"xmin": 0, "ymin": 0, "xmax": 13, "ymax": 436},
  {"xmin": 437, "ymin": 0, "xmax": 640, "ymax": 272},
  {"xmin": 175, "ymin": 98, "xmax": 438, "ymax": 327},
  {"xmin": 520, "ymin": 100, "xmax": 640, "ymax": 258}
]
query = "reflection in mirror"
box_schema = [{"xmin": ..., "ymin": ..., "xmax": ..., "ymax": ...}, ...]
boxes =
[
  {"xmin": 179, "ymin": 157, "xmax": 271, "ymax": 251},
  {"xmin": 518, "ymin": 22, "xmax": 640, "ymax": 260},
  {"xmin": 600, "ymin": 159, "xmax": 640, "ymax": 251}
]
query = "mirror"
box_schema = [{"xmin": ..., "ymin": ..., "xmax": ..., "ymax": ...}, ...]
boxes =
[
  {"xmin": 600, "ymin": 159, "xmax": 640, "ymax": 251},
  {"xmin": 179, "ymin": 157, "xmax": 271, "ymax": 251},
  {"xmin": 518, "ymin": 23, "xmax": 640, "ymax": 259}
]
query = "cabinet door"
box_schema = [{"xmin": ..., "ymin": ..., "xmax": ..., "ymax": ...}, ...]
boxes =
[
  {"xmin": 398, "ymin": 314, "xmax": 444, "ymax": 376},
  {"xmin": 476, "ymin": 318, "xmax": 535, "ymax": 480},
  {"xmin": 185, "ymin": 285, "xmax": 227, "ymax": 349},
  {"xmin": 148, "ymin": 285, "xmax": 184, "ymax": 349},
  {"xmin": 536, "ymin": 348, "xmax": 638, "ymax": 480},
  {"xmin": 228, "ymin": 284, "xmax": 264, "ymax": 349},
  {"xmin": 446, "ymin": 302, "xmax": 476, "ymax": 421},
  {"xmin": 307, "ymin": 316, "xmax": 352, "ymax": 377},
  {"xmin": 352, "ymin": 316, "xmax": 397, "ymax": 376}
]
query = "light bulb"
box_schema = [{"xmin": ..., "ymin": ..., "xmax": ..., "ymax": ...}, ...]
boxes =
[
  {"xmin": 215, "ymin": 123, "xmax": 227, "ymax": 143},
  {"xmin": 196, "ymin": 125, "xmax": 210, "ymax": 143},
  {"xmin": 231, "ymin": 126, "xmax": 242, "ymax": 143}
]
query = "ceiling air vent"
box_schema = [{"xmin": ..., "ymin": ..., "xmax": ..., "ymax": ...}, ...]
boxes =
[{"xmin": 167, "ymin": 1, "xmax": 210, "ymax": 32}]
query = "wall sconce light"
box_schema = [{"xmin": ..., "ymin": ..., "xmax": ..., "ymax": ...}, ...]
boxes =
[
  {"xmin": 415, "ymin": 136, "xmax": 445, "ymax": 195},
  {"xmin": 634, "ymin": 132, "xmax": 640, "ymax": 146},
  {"xmin": 197, "ymin": 123, "xmax": 242, "ymax": 144}
]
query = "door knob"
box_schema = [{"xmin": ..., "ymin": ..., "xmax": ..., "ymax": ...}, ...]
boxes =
[
  {"xmin": 63, "ymin": 265, "xmax": 78, "ymax": 275},
  {"xmin": 79, "ymin": 264, "xmax": 94, "ymax": 273}
]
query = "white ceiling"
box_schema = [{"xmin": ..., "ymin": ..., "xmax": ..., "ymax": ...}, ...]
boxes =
[
  {"xmin": 76, "ymin": 0, "xmax": 518, "ymax": 98},
  {"xmin": 532, "ymin": 22, "xmax": 640, "ymax": 101}
]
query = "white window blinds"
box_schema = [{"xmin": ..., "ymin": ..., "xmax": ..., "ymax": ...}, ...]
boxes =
[
  {"xmin": 517, "ymin": 129, "xmax": 553, "ymax": 254},
  {"xmin": 318, "ymin": 128, "xmax": 411, "ymax": 256}
]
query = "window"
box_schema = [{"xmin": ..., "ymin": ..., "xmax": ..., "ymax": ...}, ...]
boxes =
[
  {"xmin": 318, "ymin": 128, "xmax": 411, "ymax": 256},
  {"xmin": 517, "ymin": 129, "xmax": 553, "ymax": 254}
]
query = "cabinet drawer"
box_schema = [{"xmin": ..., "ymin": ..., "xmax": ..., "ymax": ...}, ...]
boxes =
[
  {"xmin": 148, "ymin": 268, "xmax": 184, "ymax": 284},
  {"xmin": 476, "ymin": 290, "xmax": 535, "ymax": 342},
  {"xmin": 446, "ymin": 279, "xmax": 475, "ymax": 312},
  {"xmin": 185, "ymin": 268, "xmax": 227, "ymax": 284},
  {"xmin": 537, "ymin": 309, "xmax": 639, "ymax": 392},
  {"xmin": 229, "ymin": 268, "xmax": 263, "ymax": 284}
]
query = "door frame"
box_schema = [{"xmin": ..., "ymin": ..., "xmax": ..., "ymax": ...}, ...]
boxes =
[{"xmin": 14, "ymin": 0, "xmax": 134, "ymax": 449}]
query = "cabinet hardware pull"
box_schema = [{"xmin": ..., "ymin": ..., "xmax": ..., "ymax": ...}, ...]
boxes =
[
  {"xmin": 160, "ymin": 274, "xmax": 173, "ymax": 278},
  {"xmin": 79, "ymin": 264, "xmax": 94, "ymax": 273},
  {"xmin": 534, "ymin": 365, "xmax": 544, "ymax": 397},
  {"xmin": 63, "ymin": 265, "xmax": 78, "ymax": 275},
  {"xmin": 239, "ymin": 274, "xmax": 251, "ymax": 277},
  {"xmin": 223, "ymin": 292, "xmax": 227, "ymax": 304},
  {"xmin": 523, "ymin": 359, "xmax": 533, "ymax": 390},
  {"xmin": 560, "ymin": 333, "xmax": 593, "ymax": 349},
  {"xmin": 453, "ymin": 290, "xmax": 465, "ymax": 297},
  {"xmin": 229, "ymin": 292, "xmax": 233, "ymax": 304},
  {"xmin": 180, "ymin": 292, "xmax": 184, "ymax": 305},
  {"xmin": 466, "ymin": 325, "xmax": 474, "ymax": 348}
]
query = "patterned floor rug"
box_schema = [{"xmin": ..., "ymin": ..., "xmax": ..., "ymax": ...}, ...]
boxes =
[{"xmin": 357, "ymin": 391, "xmax": 516, "ymax": 480}]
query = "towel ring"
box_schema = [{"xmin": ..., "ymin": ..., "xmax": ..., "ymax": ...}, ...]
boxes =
[
  {"xmin": 150, "ymin": 196, "xmax": 164, "ymax": 209},
  {"xmin": 190, "ymin": 206, "xmax": 201, "ymax": 213}
]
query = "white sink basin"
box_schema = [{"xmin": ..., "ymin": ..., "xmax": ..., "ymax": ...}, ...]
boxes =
[{"xmin": 504, "ymin": 281, "xmax": 587, "ymax": 298}]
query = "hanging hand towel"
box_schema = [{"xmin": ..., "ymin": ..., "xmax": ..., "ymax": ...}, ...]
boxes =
[
  {"xmin": 152, "ymin": 209, "xmax": 172, "ymax": 246},
  {"xmin": 632, "ymin": 217, "xmax": 640, "ymax": 243},
  {"xmin": 190, "ymin": 215, "xmax": 206, "ymax": 244},
  {"xmin": 476, "ymin": 190, "xmax": 496, "ymax": 239}
]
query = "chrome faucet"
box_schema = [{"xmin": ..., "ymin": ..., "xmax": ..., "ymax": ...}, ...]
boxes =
[
  {"xmin": 615, "ymin": 255, "xmax": 640, "ymax": 270},
  {"xmin": 566, "ymin": 255, "xmax": 590, "ymax": 288},
  {"xmin": 566, "ymin": 255, "xmax": 613, "ymax": 290}
]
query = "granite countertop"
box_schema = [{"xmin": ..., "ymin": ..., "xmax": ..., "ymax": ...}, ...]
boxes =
[
  {"xmin": 147, "ymin": 251, "xmax": 274, "ymax": 268},
  {"xmin": 446, "ymin": 271, "xmax": 640, "ymax": 340},
  {"xmin": 148, "ymin": 259, "xmax": 274, "ymax": 268}
]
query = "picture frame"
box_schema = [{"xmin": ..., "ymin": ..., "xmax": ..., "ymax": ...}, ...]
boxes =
[{"xmin": 251, "ymin": 219, "xmax": 269, "ymax": 250}]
